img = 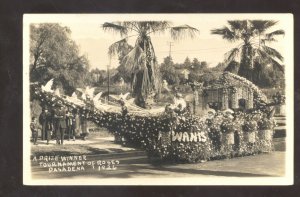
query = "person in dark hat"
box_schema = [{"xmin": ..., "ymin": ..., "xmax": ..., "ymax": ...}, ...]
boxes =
[
  {"xmin": 80, "ymin": 109, "xmax": 89, "ymax": 141},
  {"xmin": 39, "ymin": 106, "xmax": 53, "ymax": 144},
  {"xmin": 53, "ymin": 101, "xmax": 67, "ymax": 145},
  {"xmin": 66, "ymin": 107, "xmax": 75, "ymax": 141},
  {"xmin": 30, "ymin": 117, "xmax": 40, "ymax": 145}
]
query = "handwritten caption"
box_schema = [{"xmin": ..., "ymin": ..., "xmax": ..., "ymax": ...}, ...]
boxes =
[{"xmin": 32, "ymin": 155, "xmax": 120, "ymax": 173}]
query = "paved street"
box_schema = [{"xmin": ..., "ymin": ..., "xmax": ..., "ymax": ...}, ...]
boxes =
[
  {"xmin": 30, "ymin": 135, "xmax": 286, "ymax": 180},
  {"xmin": 31, "ymin": 152, "xmax": 285, "ymax": 179}
]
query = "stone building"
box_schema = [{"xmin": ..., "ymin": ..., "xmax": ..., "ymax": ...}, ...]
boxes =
[
  {"xmin": 193, "ymin": 72, "xmax": 261, "ymax": 114},
  {"xmin": 203, "ymin": 84, "xmax": 254, "ymax": 111}
]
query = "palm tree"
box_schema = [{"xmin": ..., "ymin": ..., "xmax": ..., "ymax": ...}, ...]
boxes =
[
  {"xmin": 102, "ymin": 21, "xmax": 199, "ymax": 108},
  {"xmin": 211, "ymin": 20, "xmax": 285, "ymax": 83}
]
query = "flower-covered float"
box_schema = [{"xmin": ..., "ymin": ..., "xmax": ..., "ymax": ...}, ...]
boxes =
[{"xmin": 30, "ymin": 72, "xmax": 284, "ymax": 163}]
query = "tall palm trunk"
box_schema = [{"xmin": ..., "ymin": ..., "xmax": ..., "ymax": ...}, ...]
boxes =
[
  {"xmin": 133, "ymin": 71, "xmax": 146, "ymax": 108},
  {"xmin": 238, "ymin": 44, "xmax": 253, "ymax": 81},
  {"xmin": 133, "ymin": 37, "xmax": 156, "ymax": 108}
]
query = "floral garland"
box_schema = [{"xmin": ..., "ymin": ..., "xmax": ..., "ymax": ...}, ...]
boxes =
[
  {"xmin": 231, "ymin": 87, "xmax": 238, "ymax": 93},
  {"xmin": 220, "ymin": 117, "xmax": 236, "ymax": 133},
  {"xmin": 222, "ymin": 72, "xmax": 268, "ymax": 102},
  {"xmin": 272, "ymin": 92, "xmax": 286, "ymax": 105},
  {"xmin": 258, "ymin": 117, "xmax": 276, "ymax": 130},
  {"xmin": 242, "ymin": 121, "xmax": 258, "ymax": 132},
  {"xmin": 31, "ymin": 84, "xmax": 275, "ymax": 163}
]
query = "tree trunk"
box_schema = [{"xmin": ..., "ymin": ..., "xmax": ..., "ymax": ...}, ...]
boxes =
[{"xmin": 238, "ymin": 44, "xmax": 253, "ymax": 82}]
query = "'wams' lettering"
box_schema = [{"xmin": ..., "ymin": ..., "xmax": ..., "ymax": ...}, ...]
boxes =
[{"xmin": 171, "ymin": 131, "xmax": 207, "ymax": 142}]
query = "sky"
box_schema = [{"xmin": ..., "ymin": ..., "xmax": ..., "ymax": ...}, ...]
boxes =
[{"xmin": 24, "ymin": 14, "xmax": 291, "ymax": 71}]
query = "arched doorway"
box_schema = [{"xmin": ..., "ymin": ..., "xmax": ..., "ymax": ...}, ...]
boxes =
[{"xmin": 238, "ymin": 99, "xmax": 246, "ymax": 110}]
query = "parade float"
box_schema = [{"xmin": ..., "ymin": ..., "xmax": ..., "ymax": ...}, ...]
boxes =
[{"xmin": 30, "ymin": 72, "xmax": 284, "ymax": 163}]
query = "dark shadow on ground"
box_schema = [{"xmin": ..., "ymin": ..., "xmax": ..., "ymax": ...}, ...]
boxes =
[
  {"xmin": 138, "ymin": 165, "xmax": 275, "ymax": 177},
  {"xmin": 107, "ymin": 148, "xmax": 125, "ymax": 153},
  {"xmin": 31, "ymin": 162, "xmax": 275, "ymax": 179},
  {"xmin": 84, "ymin": 147, "xmax": 110, "ymax": 154},
  {"xmin": 31, "ymin": 151, "xmax": 74, "ymax": 157}
]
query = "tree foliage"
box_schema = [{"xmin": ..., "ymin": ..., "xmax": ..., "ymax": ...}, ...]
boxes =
[
  {"xmin": 191, "ymin": 58, "xmax": 208, "ymax": 73},
  {"xmin": 160, "ymin": 56, "xmax": 179, "ymax": 85},
  {"xmin": 191, "ymin": 58, "xmax": 201, "ymax": 70},
  {"xmin": 30, "ymin": 23, "xmax": 91, "ymax": 95},
  {"xmin": 224, "ymin": 60, "xmax": 239, "ymax": 74},
  {"xmin": 211, "ymin": 20, "xmax": 285, "ymax": 86},
  {"xmin": 102, "ymin": 21, "xmax": 199, "ymax": 107},
  {"xmin": 183, "ymin": 57, "xmax": 192, "ymax": 69},
  {"xmin": 90, "ymin": 68, "xmax": 107, "ymax": 85},
  {"xmin": 116, "ymin": 42, "xmax": 134, "ymax": 83}
]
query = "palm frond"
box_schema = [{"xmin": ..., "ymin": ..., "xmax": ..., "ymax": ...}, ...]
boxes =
[
  {"xmin": 270, "ymin": 58, "xmax": 285, "ymax": 73},
  {"xmin": 211, "ymin": 27, "xmax": 238, "ymax": 42},
  {"xmin": 123, "ymin": 45, "xmax": 146, "ymax": 73},
  {"xmin": 146, "ymin": 21, "xmax": 171, "ymax": 34},
  {"xmin": 261, "ymin": 37, "xmax": 277, "ymax": 44},
  {"xmin": 250, "ymin": 20, "xmax": 268, "ymax": 33},
  {"xmin": 224, "ymin": 47, "xmax": 240, "ymax": 63},
  {"xmin": 263, "ymin": 20, "xmax": 278, "ymax": 30},
  {"xmin": 102, "ymin": 22, "xmax": 128, "ymax": 37},
  {"xmin": 228, "ymin": 20, "xmax": 248, "ymax": 32},
  {"xmin": 265, "ymin": 30, "xmax": 285, "ymax": 39},
  {"xmin": 256, "ymin": 48, "xmax": 268, "ymax": 60},
  {"xmin": 224, "ymin": 60, "xmax": 240, "ymax": 74},
  {"xmin": 170, "ymin": 25, "xmax": 199, "ymax": 40},
  {"xmin": 251, "ymin": 20, "xmax": 277, "ymax": 33},
  {"xmin": 108, "ymin": 38, "xmax": 128, "ymax": 57},
  {"xmin": 262, "ymin": 46, "xmax": 284, "ymax": 61},
  {"xmin": 256, "ymin": 49, "xmax": 284, "ymax": 72},
  {"xmin": 122, "ymin": 21, "xmax": 139, "ymax": 32}
]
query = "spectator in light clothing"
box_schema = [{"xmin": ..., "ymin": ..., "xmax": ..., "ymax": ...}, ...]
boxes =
[{"xmin": 74, "ymin": 110, "xmax": 81, "ymax": 138}]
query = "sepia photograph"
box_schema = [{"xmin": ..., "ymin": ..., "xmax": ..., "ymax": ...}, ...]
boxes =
[{"xmin": 23, "ymin": 14, "xmax": 293, "ymax": 185}]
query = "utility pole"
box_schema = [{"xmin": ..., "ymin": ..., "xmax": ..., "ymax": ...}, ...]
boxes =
[
  {"xmin": 107, "ymin": 56, "xmax": 111, "ymax": 103},
  {"xmin": 167, "ymin": 41, "xmax": 174, "ymax": 58}
]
